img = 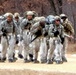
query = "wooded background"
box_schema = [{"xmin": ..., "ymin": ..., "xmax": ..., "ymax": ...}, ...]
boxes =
[{"xmin": 0, "ymin": 0, "xmax": 76, "ymax": 40}]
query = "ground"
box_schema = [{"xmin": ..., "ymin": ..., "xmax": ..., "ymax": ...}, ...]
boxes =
[{"xmin": 0, "ymin": 42, "xmax": 76, "ymax": 75}]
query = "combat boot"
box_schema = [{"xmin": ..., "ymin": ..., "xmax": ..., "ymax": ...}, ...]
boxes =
[
  {"xmin": 47, "ymin": 60, "xmax": 53, "ymax": 64},
  {"xmin": 55, "ymin": 60, "xmax": 63, "ymax": 64},
  {"xmin": 1, "ymin": 57, "xmax": 6, "ymax": 62},
  {"xmin": 33, "ymin": 59, "xmax": 39, "ymax": 63},
  {"xmin": 8, "ymin": 59, "xmax": 14, "ymax": 62},
  {"xmin": 24, "ymin": 58, "xmax": 29, "ymax": 63},
  {"xmin": 62, "ymin": 57, "xmax": 67, "ymax": 62},
  {"xmin": 18, "ymin": 54, "xmax": 23, "ymax": 59}
]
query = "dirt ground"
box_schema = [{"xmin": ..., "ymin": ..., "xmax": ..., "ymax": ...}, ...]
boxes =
[
  {"xmin": 0, "ymin": 53, "xmax": 75, "ymax": 75},
  {"xmin": 0, "ymin": 42, "xmax": 76, "ymax": 75},
  {"xmin": 0, "ymin": 69, "xmax": 76, "ymax": 75},
  {"xmin": 67, "ymin": 41, "xmax": 76, "ymax": 54}
]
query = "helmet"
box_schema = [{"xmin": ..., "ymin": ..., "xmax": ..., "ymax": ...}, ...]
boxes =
[
  {"xmin": 5, "ymin": 13, "xmax": 13, "ymax": 18},
  {"xmin": 26, "ymin": 11, "xmax": 34, "ymax": 15},
  {"xmin": 24, "ymin": 11, "xmax": 38, "ymax": 19},
  {"xmin": 4, "ymin": 13, "xmax": 12, "ymax": 18},
  {"xmin": 14, "ymin": 12, "xmax": 20, "ymax": 18},
  {"xmin": 54, "ymin": 16, "xmax": 60, "ymax": 21},
  {"xmin": 32, "ymin": 11, "xmax": 38, "ymax": 17},
  {"xmin": 60, "ymin": 14, "xmax": 67, "ymax": 18}
]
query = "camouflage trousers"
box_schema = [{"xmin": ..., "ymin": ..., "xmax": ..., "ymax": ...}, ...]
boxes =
[
  {"xmin": 16, "ymin": 34, "xmax": 23, "ymax": 55},
  {"xmin": 47, "ymin": 37, "xmax": 55, "ymax": 61},
  {"xmin": 22, "ymin": 30, "xmax": 31, "ymax": 60},
  {"xmin": 1, "ymin": 34, "xmax": 15, "ymax": 60},
  {"xmin": 47, "ymin": 37, "xmax": 63, "ymax": 61},
  {"xmin": 32, "ymin": 37, "xmax": 40, "ymax": 60},
  {"xmin": 39, "ymin": 37, "xmax": 47, "ymax": 63},
  {"xmin": 54, "ymin": 37, "xmax": 63, "ymax": 61},
  {"xmin": 62, "ymin": 37, "xmax": 68, "ymax": 58}
]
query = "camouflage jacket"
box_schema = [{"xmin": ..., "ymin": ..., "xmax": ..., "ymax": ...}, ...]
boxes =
[
  {"xmin": 14, "ymin": 18, "xmax": 22, "ymax": 35},
  {"xmin": 62, "ymin": 20, "xmax": 74, "ymax": 35},
  {"xmin": 0, "ymin": 20, "xmax": 15, "ymax": 34},
  {"xmin": 48, "ymin": 24, "xmax": 64, "ymax": 38}
]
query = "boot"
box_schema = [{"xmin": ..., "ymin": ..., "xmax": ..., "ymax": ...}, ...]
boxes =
[
  {"xmin": 47, "ymin": 59, "xmax": 53, "ymax": 64},
  {"xmin": 18, "ymin": 54, "xmax": 23, "ymax": 59},
  {"xmin": 62, "ymin": 56, "xmax": 67, "ymax": 62}
]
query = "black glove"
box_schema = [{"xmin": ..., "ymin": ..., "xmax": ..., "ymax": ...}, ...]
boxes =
[
  {"xmin": 16, "ymin": 39, "xmax": 19, "ymax": 44},
  {"xmin": 3, "ymin": 33, "xmax": 7, "ymax": 36},
  {"xmin": 44, "ymin": 32, "xmax": 48, "ymax": 37},
  {"xmin": 1, "ymin": 28, "xmax": 7, "ymax": 36},
  {"xmin": 60, "ymin": 37, "xmax": 64, "ymax": 44},
  {"xmin": 24, "ymin": 22, "xmax": 31, "ymax": 29},
  {"xmin": 15, "ymin": 36, "xmax": 19, "ymax": 44},
  {"xmin": 54, "ymin": 30, "xmax": 59, "ymax": 37},
  {"xmin": 1, "ymin": 28, "xmax": 7, "ymax": 33},
  {"xmin": 35, "ymin": 30, "xmax": 42, "ymax": 36}
]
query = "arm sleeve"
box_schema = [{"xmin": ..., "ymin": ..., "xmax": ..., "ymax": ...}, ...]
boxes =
[
  {"xmin": 20, "ymin": 19, "xmax": 27, "ymax": 35},
  {"xmin": 66, "ymin": 21, "xmax": 74, "ymax": 35},
  {"xmin": 0, "ymin": 21, "xmax": 4, "ymax": 35}
]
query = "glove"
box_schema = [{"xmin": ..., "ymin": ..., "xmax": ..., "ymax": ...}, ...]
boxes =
[
  {"xmin": 54, "ymin": 30, "xmax": 59, "ymax": 37},
  {"xmin": 1, "ymin": 28, "xmax": 7, "ymax": 33},
  {"xmin": 3, "ymin": 32, "xmax": 7, "ymax": 36},
  {"xmin": 24, "ymin": 22, "xmax": 31, "ymax": 29},
  {"xmin": 16, "ymin": 39, "xmax": 19, "ymax": 44},
  {"xmin": 35, "ymin": 30, "xmax": 42, "ymax": 36},
  {"xmin": 61, "ymin": 37, "xmax": 64, "ymax": 44},
  {"xmin": 44, "ymin": 32, "xmax": 48, "ymax": 37},
  {"xmin": 1, "ymin": 28, "xmax": 7, "ymax": 36}
]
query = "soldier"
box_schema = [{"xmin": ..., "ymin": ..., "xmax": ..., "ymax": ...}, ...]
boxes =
[
  {"xmin": 39, "ymin": 22, "xmax": 48, "ymax": 63},
  {"xmin": 31, "ymin": 17, "xmax": 45, "ymax": 63},
  {"xmin": 20, "ymin": 11, "xmax": 37, "ymax": 62},
  {"xmin": 13, "ymin": 12, "xmax": 23, "ymax": 59},
  {"xmin": 47, "ymin": 16, "xmax": 64, "ymax": 64},
  {"xmin": 60, "ymin": 14, "xmax": 74, "ymax": 62},
  {"xmin": 0, "ymin": 13, "xmax": 16, "ymax": 62},
  {"xmin": 30, "ymin": 16, "xmax": 49, "ymax": 63}
]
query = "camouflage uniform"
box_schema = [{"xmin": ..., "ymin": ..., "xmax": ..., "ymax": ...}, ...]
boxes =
[
  {"xmin": 30, "ymin": 21, "xmax": 40, "ymax": 63},
  {"xmin": 60, "ymin": 14, "xmax": 74, "ymax": 62},
  {"xmin": 20, "ymin": 11, "xmax": 38, "ymax": 62},
  {"xmin": 30, "ymin": 16, "xmax": 48, "ymax": 63},
  {"xmin": 20, "ymin": 19, "xmax": 31, "ymax": 62},
  {"xmin": 0, "ymin": 19, "xmax": 16, "ymax": 62},
  {"xmin": 13, "ymin": 13, "xmax": 23, "ymax": 58},
  {"xmin": 39, "ymin": 24, "xmax": 49, "ymax": 63},
  {"xmin": 48, "ymin": 16, "xmax": 64, "ymax": 64}
]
